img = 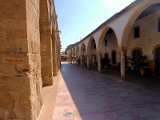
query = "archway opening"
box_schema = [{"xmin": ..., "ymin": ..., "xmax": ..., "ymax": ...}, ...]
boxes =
[
  {"xmin": 99, "ymin": 28, "xmax": 119, "ymax": 71},
  {"xmin": 72, "ymin": 48, "xmax": 76, "ymax": 64},
  {"xmin": 76, "ymin": 46, "xmax": 80, "ymax": 64},
  {"xmin": 81, "ymin": 43, "xmax": 87, "ymax": 67},
  {"xmin": 123, "ymin": 3, "xmax": 160, "ymax": 77},
  {"xmin": 88, "ymin": 38, "xmax": 97, "ymax": 70}
]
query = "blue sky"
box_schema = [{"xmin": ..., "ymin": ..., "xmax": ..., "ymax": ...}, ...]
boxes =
[{"xmin": 54, "ymin": 0, "xmax": 135, "ymax": 51}]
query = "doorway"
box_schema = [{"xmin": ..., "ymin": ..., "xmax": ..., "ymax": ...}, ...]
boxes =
[
  {"xmin": 112, "ymin": 51, "xmax": 116, "ymax": 64},
  {"xmin": 156, "ymin": 48, "xmax": 160, "ymax": 76},
  {"xmin": 133, "ymin": 49, "xmax": 142, "ymax": 72}
]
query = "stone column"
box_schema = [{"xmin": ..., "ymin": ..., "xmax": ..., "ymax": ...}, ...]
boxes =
[
  {"xmin": 71, "ymin": 51, "xmax": 73, "ymax": 64},
  {"xmin": 0, "ymin": 0, "xmax": 43, "ymax": 119},
  {"xmin": 51, "ymin": 33, "xmax": 58, "ymax": 76},
  {"xmin": 76, "ymin": 56, "xmax": 78, "ymax": 64},
  {"xmin": 40, "ymin": 0, "xmax": 53, "ymax": 86},
  {"xmin": 87, "ymin": 55, "xmax": 90, "ymax": 68},
  {"xmin": 97, "ymin": 53, "xmax": 101, "ymax": 72},
  {"xmin": 80, "ymin": 55, "xmax": 83, "ymax": 66},
  {"xmin": 120, "ymin": 50, "xmax": 126, "ymax": 80}
]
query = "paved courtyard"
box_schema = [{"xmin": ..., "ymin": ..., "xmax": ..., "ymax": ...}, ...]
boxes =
[{"xmin": 53, "ymin": 63, "xmax": 160, "ymax": 120}]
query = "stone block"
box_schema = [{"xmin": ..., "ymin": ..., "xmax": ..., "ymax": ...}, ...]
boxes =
[
  {"xmin": 0, "ymin": 77, "xmax": 5, "ymax": 90},
  {"xmin": 0, "ymin": 63, "xmax": 17, "ymax": 76},
  {"xmin": 4, "ymin": 76, "xmax": 30, "ymax": 90},
  {"xmin": 0, "ymin": 0, "xmax": 26, "ymax": 19}
]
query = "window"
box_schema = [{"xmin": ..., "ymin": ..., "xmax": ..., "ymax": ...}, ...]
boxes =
[
  {"xmin": 158, "ymin": 18, "xmax": 160, "ymax": 32},
  {"xmin": 134, "ymin": 26, "xmax": 140, "ymax": 38}
]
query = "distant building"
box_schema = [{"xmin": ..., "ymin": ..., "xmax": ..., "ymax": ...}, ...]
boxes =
[{"xmin": 61, "ymin": 51, "xmax": 67, "ymax": 61}]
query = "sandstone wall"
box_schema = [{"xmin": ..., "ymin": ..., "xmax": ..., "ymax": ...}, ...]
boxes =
[
  {"xmin": 40, "ymin": 0, "xmax": 53, "ymax": 86},
  {"xmin": 0, "ymin": 0, "xmax": 60, "ymax": 119},
  {"xmin": 127, "ymin": 10, "xmax": 160, "ymax": 60},
  {"xmin": 26, "ymin": 0, "xmax": 43, "ymax": 119},
  {"xmin": 127, "ymin": 10, "xmax": 160, "ymax": 71},
  {"xmin": 0, "ymin": 0, "xmax": 42, "ymax": 120}
]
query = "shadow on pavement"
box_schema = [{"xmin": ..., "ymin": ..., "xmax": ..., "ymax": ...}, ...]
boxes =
[{"xmin": 60, "ymin": 62, "xmax": 160, "ymax": 120}]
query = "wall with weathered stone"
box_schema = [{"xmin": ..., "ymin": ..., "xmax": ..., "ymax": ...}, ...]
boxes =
[
  {"xmin": 0, "ymin": 0, "xmax": 60, "ymax": 119},
  {"xmin": 0, "ymin": 0, "xmax": 42, "ymax": 120},
  {"xmin": 40, "ymin": 0, "xmax": 53, "ymax": 86},
  {"xmin": 26, "ymin": 0, "xmax": 43, "ymax": 119},
  {"xmin": 52, "ymin": 17, "xmax": 60, "ymax": 76}
]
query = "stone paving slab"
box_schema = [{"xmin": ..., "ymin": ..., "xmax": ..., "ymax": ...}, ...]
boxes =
[{"xmin": 52, "ymin": 63, "xmax": 160, "ymax": 120}]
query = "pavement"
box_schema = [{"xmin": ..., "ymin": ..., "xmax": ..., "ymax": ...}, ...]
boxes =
[
  {"xmin": 39, "ymin": 74, "xmax": 60, "ymax": 120},
  {"xmin": 52, "ymin": 62, "xmax": 160, "ymax": 120}
]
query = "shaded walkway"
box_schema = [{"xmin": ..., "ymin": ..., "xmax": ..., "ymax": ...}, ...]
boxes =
[{"xmin": 53, "ymin": 63, "xmax": 160, "ymax": 120}]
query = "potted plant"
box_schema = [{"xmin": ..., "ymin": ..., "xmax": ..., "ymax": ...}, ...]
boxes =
[{"xmin": 127, "ymin": 56, "xmax": 133, "ymax": 72}]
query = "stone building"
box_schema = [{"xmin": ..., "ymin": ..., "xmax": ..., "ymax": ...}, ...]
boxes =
[
  {"xmin": 0, "ymin": 0, "xmax": 60, "ymax": 120},
  {"xmin": 66, "ymin": 0, "xmax": 160, "ymax": 79}
]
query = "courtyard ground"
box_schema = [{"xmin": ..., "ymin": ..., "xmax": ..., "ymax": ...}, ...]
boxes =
[{"xmin": 52, "ymin": 62, "xmax": 160, "ymax": 120}]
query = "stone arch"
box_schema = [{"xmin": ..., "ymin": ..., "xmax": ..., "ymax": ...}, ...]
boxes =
[
  {"xmin": 76, "ymin": 46, "xmax": 80, "ymax": 57},
  {"xmin": 98, "ymin": 27, "xmax": 119, "ymax": 70},
  {"xmin": 75, "ymin": 45, "xmax": 80, "ymax": 64},
  {"xmin": 80, "ymin": 42, "xmax": 86, "ymax": 56},
  {"xmin": 98, "ymin": 26, "xmax": 119, "ymax": 54},
  {"xmin": 87, "ymin": 37, "xmax": 97, "ymax": 55},
  {"xmin": 87, "ymin": 37, "xmax": 98, "ymax": 69},
  {"xmin": 120, "ymin": 1, "xmax": 160, "ymax": 77},
  {"xmin": 80, "ymin": 43, "xmax": 87, "ymax": 66},
  {"xmin": 121, "ymin": 0, "xmax": 160, "ymax": 47}
]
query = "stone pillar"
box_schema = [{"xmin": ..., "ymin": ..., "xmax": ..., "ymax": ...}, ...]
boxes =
[
  {"xmin": 52, "ymin": 33, "xmax": 57, "ymax": 76},
  {"xmin": 87, "ymin": 55, "xmax": 90, "ymax": 68},
  {"xmin": 40, "ymin": 0, "xmax": 53, "ymax": 86},
  {"xmin": 76, "ymin": 56, "xmax": 78, "ymax": 64},
  {"xmin": 120, "ymin": 50, "xmax": 126, "ymax": 80},
  {"xmin": 80, "ymin": 55, "xmax": 83, "ymax": 66},
  {"xmin": 97, "ymin": 53, "xmax": 101, "ymax": 72},
  {"xmin": 70, "ymin": 51, "xmax": 73, "ymax": 64},
  {"xmin": 0, "ymin": 0, "xmax": 43, "ymax": 119}
]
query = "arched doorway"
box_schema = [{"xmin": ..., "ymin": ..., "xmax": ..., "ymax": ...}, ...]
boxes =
[
  {"xmin": 81, "ymin": 43, "xmax": 87, "ymax": 67},
  {"xmin": 72, "ymin": 48, "xmax": 76, "ymax": 64},
  {"xmin": 133, "ymin": 49, "xmax": 142, "ymax": 72},
  {"xmin": 98, "ymin": 28, "xmax": 119, "ymax": 71},
  {"xmin": 87, "ymin": 38, "xmax": 97, "ymax": 70},
  {"xmin": 121, "ymin": 2, "xmax": 160, "ymax": 77},
  {"xmin": 156, "ymin": 48, "xmax": 160, "ymax": 76},
  {"xmin": 76, "ymin": 46, "xmax": 80, "ymax": 64},
  {"xmin": 112, "ymin": 51, "xmax": 117, "ymax": 65}
]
